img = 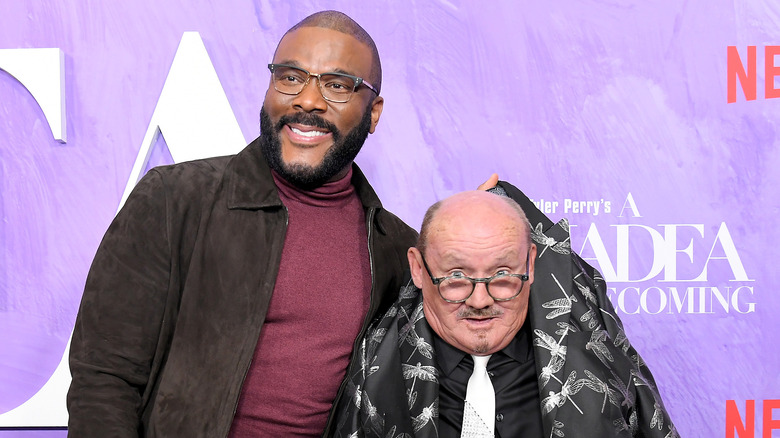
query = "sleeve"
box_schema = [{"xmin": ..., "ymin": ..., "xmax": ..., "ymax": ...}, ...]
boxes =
[
  {"xmin": 574, "ymin": 254, "xmax": 678, "ymax": 437},
  {"xmin": 498, "ymin": 179, "xmax": 678, "ymax": 437},
  {"xmin": 67, "ymin": 169, "xmax": 172, "ymax": 437}
]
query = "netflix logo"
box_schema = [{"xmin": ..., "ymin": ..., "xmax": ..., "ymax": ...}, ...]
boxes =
[
  {"xmin": 726, "ymin": 400, "xmax": 780, "ymax": 437},
  {"xmin": 727, "ymin": 46, "xmax": 780, "ymax": 103}
]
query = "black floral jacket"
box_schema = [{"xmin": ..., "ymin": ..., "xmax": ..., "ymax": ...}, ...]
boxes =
[{"xmin": 331, "ymin": 182, "xmax": 678, "ymax": 438}]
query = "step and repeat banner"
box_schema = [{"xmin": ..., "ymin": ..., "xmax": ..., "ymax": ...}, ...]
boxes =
[{"xmin": 1, "ymin": 1, "xmax": 778, "ymax": 437}]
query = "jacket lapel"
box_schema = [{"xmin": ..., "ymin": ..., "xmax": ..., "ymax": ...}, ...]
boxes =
[{"xmin": 527, "ymin": 216, "xmax": 578, "ymax": 438}]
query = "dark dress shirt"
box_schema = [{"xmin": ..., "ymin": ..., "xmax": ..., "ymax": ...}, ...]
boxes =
[{"xmin": 434, "ymin": 322, "xmax": 544, "ymax": 437}]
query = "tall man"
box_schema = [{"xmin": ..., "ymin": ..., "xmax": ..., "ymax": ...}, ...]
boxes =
[
  {"xmin": 67, "ymin": 11, "xmax": 418, "ymax": 437},
  {"xmin": 333, "ymin": 187, "xmax": 677, "ymax": 437}
]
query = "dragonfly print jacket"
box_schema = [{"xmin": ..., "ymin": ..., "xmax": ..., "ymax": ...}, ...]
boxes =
[
  {"xmin": 330, "ymin": 181, "xmax": 678, "ymax": 438},
  {"xmin": 67, "ymin": 138, "xmax": 418, "ymax": 437}
]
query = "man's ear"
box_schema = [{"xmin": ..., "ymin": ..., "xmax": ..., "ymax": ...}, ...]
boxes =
[
  {"xmin": 368, "ymin": 96, "xmax": 384, "ymax": 134},
  {"xmin": 407, "ymin": 247, "xmax": 424, "ymax": 288},
  {"xmin": 527, "ymin": 243, "xmax": 538, "ymax": 285}
]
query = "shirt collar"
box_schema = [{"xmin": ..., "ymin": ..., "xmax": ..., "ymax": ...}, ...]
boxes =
[{"xmin": 432, "ymin": 320, "xmax": 533, "ymax": 375}]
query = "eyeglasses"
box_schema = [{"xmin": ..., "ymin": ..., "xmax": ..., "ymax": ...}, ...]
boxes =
[
  {"xmin": 268, "ymin": 63, "xmax": 379, "ymax": 103},
  {"xmin": 420, "ymin": 250, "xmax": 530, "ymax": 303}
]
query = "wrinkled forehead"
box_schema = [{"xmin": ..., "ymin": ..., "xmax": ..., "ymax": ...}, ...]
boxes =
[
  {"xmin": 428, "ymin": 214, "xmax": 526, "ymax": 256},
  {"xmin": 437, "ymin": 193, "xmax": 525, "ymax": 233},
  {"xmin": 432, "ymin": 214, "xmax": 523, "ymax": 241},
  {"xmin": 435, "ymin": 212, "xmax": 527, "ymax": 265}
]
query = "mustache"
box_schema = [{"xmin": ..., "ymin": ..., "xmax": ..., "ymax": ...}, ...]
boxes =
[
  {"xmin": 458, "ymin": 307, "xmax": 503, "ymax": 319},
  {"xmin": 276, "ymin": 112, "xmax": 339, "ymax": 137}
]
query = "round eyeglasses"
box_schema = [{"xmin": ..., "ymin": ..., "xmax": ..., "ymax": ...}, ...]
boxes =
[
  {"xmin": 268, "ymin": 63, "xmax": 379, "ymax": 103},
  {"xmin": 420, "ymin": 250, "xmax": 530, "ymax": 303}
]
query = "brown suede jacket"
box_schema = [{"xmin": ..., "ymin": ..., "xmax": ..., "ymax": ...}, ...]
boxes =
[{"xmin": 67, "ymin": 137, "xmax": 418, "ymax": 437}]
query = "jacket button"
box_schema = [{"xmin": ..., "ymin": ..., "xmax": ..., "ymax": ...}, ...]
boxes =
[{"xmin": 496, "ymin": 413, "xmax": 504, "ymax": 422}]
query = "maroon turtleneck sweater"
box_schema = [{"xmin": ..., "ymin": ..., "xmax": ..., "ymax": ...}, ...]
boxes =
[{"xmin": 228, "ymin": 168, "xmax": 371, "ymax": 437}]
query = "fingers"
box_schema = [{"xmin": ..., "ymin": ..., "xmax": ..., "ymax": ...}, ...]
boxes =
[{"xmin": 477, "ymin": 173, "xmax": 499, "ymax": 191}]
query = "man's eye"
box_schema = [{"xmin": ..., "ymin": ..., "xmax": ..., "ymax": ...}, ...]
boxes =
[
  {"xmin": 494, "ymin": 269, "xmax": 511, "ymax": 277},
  {"xmin": 449, "ymin": 271, "xmax": 467, "ymax": 278},
  {"xmin": 322, "ymin": 76, "xmax": 354, "ymax": 91}
]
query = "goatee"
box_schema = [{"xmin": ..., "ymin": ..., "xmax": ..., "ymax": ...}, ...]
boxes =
[{"xmin": 259, "ymin": 103, "xmax": 373, "ymax": 190}]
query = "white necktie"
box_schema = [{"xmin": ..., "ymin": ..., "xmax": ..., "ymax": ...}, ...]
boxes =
[{"xmin": 461, "ymin": 354, "xmax": 495, "ymax": 437}]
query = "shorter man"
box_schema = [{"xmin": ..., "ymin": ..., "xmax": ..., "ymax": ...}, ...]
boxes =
[{"xmin": 332, "ymin": 185, "xmax": 677, "ymax": 437}]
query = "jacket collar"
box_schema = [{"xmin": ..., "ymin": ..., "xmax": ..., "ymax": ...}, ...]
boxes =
[
  {"xmin": 349, "ymin": 164, "xmax": 383, "ymax": 209},
  {"xmin": 224, "ymin": 136, "xmax": 383, "ymax": 210}
]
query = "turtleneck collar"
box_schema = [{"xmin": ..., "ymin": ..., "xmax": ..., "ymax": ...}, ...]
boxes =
[{"xmin": 271, "ymin": 168, "xmax": 356, "ymax": 208}]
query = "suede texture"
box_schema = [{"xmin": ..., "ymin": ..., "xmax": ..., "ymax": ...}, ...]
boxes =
[{"xmin": 67, "ymin": 137, "xmax": 418, "ymax": 437}]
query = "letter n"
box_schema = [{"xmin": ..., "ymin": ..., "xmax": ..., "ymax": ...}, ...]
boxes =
[
  {"xmin": 726, "ymin": 399, "xmax": 754, "ymax": 438},
  {"xmin": 728, "ymin": 46, "xmax": 757, "ymax": 103}
]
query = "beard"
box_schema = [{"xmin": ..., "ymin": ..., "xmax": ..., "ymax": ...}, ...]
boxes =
[
  {"xmin": 259, "ymin": 102, "xmax": 373, "ymax": 190},
  {"xmin": 471, "ymin": 336, "xmax": 491, "ymax": 355},
  {"xmin": 459, "ymin": 307, "xmax": 503, "ymax": 354}
]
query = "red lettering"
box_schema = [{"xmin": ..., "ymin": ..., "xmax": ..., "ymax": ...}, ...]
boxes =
[
  {"xmin": 728, "ymin": 46, "xmax": 757, "ymax": 103},
  {"xmin": 727, "ymin": 399, "xmax": 755, "ymax": 438},
  {"xmin": 765, "ymin": 46, "xmax": 780, "ymax": 99},
  {"xmin": 763, "ymin": 400, "xmax": 780, "ymax": 438}
]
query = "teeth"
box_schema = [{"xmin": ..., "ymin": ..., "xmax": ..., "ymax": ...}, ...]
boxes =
[{"xmin": 291, "ymin": 127, "xmax": 327, "ymax": 137}]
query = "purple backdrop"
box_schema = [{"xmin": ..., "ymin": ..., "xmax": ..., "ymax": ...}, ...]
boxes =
[{"xmin": 2, "ymin": 1, "xmax": 779, "ymax": 436}]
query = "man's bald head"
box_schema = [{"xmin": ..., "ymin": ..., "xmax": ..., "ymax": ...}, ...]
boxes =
[
  {"xmin": 279, "ymin": 10, "xmax": 382, "ymax": 93},
  {"xmin": 417, "ymin": 191, "xmax": 532, "ymax": 255}
]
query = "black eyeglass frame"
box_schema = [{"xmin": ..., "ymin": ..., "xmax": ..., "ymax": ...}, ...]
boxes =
[
  {"xmin": 267, "ymin": 63, "xmax": 379, "ymax": 103},
  {"xmin": 420, "ymin": 250, "xmax": 531, "ymax": 303}
]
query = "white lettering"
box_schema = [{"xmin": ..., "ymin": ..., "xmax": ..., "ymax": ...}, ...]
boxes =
[
  {"xmin": 615, "ymin": 286, "xmax": 641, "ymax": 315},
  {"xmin": 610, "ymin": 285, "xmax": 757, "ymax": 315},
  {"xmin": 640, "ymin": 286, "xmax": 667, "ymax": 314},
  {"xmin": 0, "ymin": 48, "xmax": 66, "ymax": 142},
  {"xmin": 710, "ymin": 286, "xmax": 730, "ymax": 312},
  {"xmin": 661, "ymin": 224, "xmax": 704, "ymax": 282},
  {"xmin": 693, "ymin": 222, "xmax": 752, "ymax": 281},
  {"xmin": 732, "ymin": 286, "xmax": 755, "ymax": 313},
  {"xmin": 580, "ymin": 223, "xmax": 619, "ymax": 282},
  {"xmin": 532, "ymin": 199, "xmax": 559, "ymax": 214},
  {"xmin": 0, "ymin": 47, "xmax": 69, "ymax": 428},
  {"xmin": 618, "ymin": 192, "xmax": 641, "ymax": 217},
  {"xmin": 119, "ymin": 32, "xmax": 246, "ymax": 209},
  {"xmin": 578, "ymin": 222, "xmax": 749, "ymax": 283},
  {"xmin": 622, "ymin": 224, "xmax": 666, "ymax": 282},
  {"xmin": 668, "ymin": 286, "xmax": 695, "ymax": 313}
]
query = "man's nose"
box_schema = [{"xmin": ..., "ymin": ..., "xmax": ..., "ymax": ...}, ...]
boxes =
[
  {"xmin": 465, "ymin": 282, "xmax": 494, "ymax": 309},
  {"xmin": 292, "ymin": 77, "xmax": 328, "ymax": 112}
]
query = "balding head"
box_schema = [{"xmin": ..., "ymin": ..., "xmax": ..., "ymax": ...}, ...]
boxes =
[
  {"xmin": 279, "ymin": 10, "xmax": 382, "ymax": 93},
  {"xmin": 417, "ymin": 191, "xmax": 532, "ymax": 256},
  {"xmin": 408, "ymin": 191, "xmax": 537, "ymax": 355}
]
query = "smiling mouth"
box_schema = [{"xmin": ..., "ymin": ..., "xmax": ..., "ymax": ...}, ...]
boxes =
[
  {"xmin": 283, "ymin": 124, "xmax": 332, "ymax": 146},
  {"xmin": 289, "ymin": 126, "xmax": 328, "ymax": 137}
]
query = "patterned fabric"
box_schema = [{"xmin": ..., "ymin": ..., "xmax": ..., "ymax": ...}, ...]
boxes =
[
  {"xmin": 333, "ymin": 282, "xmax": 439, "ymax": 438},
  {"xmin": 332, "ymin": 182, "xmax": 678, "ymax": 438}
]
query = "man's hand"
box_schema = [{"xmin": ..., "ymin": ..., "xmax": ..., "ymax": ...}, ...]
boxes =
[{"xmin": 477, "ymin": 173, "xmax": 499, "ymax": 191}]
